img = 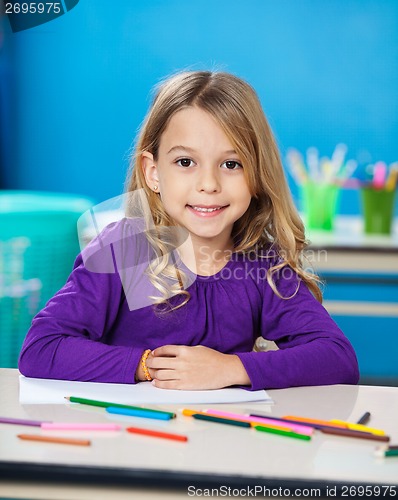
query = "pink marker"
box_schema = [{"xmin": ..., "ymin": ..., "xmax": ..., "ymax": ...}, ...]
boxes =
[
  {"xmin": 205, "ymin": 409, "xmax": 313, "ymax": 436},
  {"xmin": 41, "ymin": 423, "xmax": 122, "ymax": 431},
  {"xmin": 373, "ymin": 161, "xmax": 387, "ymax": 189}
]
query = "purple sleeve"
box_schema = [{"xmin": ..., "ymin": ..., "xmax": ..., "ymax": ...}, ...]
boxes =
[
  {"xmin": 18, "ymin": 251, "xmax": 143, "ymax": 384},
  {"xmin": 235, "ymin": 265, "xmax": 360, "ymax": 390}
]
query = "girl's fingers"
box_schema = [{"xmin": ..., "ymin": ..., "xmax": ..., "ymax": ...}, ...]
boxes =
[
  {"xmin": 146, "ymin": 356, "xmax": 176, "ymax": 370},
  {"xmin": 152, "ymin": 345, "xmax": 185, "ymax": 357},
  {"xmin": 152, "ymin": 379, "xmax": 181, "ymax": 390},
  {"xmin": 152, "ymin": 369, "xmax": 178, "ymax": 381}
]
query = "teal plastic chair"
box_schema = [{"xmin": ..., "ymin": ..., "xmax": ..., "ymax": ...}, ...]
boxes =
[{"xmin": 0, "ymin": 190, "xmax": 95, "ymax": 367}]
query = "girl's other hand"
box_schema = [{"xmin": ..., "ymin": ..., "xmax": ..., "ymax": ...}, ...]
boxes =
[{"xmin": 145, "ymin": 345, "xmax": 250, "ymax": 390}]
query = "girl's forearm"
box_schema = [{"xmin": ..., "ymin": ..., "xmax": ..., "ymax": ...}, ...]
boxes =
[
  {"xmin": 19, "ymin": 333, "xmax": 141, "ymax": 384},
  {"xmin": 224, "ymin": 354, "xmax": 251, "ymax": 387}
]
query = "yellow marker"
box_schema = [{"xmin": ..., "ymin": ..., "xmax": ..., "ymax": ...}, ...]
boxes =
[
  {"xmin": 330, "ymin": 419, "xmax": 385, "ymax": 436},
  {"xmin": 385, "ymin": 164, "xmax": 398, "ymax": 191},
  {"xmin": 182, "ymin": 409, "xmax": 205, "ymax": 417}
]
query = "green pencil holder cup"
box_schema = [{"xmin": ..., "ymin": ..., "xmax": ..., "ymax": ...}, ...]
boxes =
[
  {"xmin": 300, "ymin": 182, "xmax": 340, "ymax": 231},
  {"xmin": 360, "ymin": 188, "xmax": 396, "ymax": 235}
]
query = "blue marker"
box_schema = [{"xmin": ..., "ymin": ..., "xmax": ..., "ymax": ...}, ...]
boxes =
[{"xmin": 106, "ymin": 406, "xmax": 171, "ymax": 421}]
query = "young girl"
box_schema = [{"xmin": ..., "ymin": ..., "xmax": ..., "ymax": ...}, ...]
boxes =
[{"xmin": 18, "ymin": 71, "xmax": 359, "ymax": 390}]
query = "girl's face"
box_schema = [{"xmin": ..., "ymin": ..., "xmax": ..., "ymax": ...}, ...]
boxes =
[{"xmin": 142, "ymin": 106, "xmax": 252, "ymax": 251}]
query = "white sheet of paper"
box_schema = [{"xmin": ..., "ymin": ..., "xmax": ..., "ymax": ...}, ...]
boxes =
[{"xmin": 19, "ymin": 376, "xmax": 273, "ymax": 405}]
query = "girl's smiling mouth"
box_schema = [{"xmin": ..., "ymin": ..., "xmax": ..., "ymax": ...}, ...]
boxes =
[{"xmin": 186, "ymin": 204, "xmax": 229, "ymax": 216}]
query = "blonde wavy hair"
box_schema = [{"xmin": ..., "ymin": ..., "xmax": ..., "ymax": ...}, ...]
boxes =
[{"xmin": 125, "ymin": 70, "xmax": 322, "ymax": 312}]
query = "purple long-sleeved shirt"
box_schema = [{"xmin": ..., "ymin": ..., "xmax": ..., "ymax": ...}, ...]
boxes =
[{"xmin": 18, "ymin": 219, "xmax": 359, "ymax": 390}]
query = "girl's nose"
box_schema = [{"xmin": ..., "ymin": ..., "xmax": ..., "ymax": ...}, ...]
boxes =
[{"xmin": 196, "ymin": 167, "xmax": 221, "ymax": 193}]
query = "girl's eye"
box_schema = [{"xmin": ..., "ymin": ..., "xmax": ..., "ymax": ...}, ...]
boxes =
[
  {"xmin": 222, "ymin": 160, "xmax": 242, "ymax": 170},
  {"xmin": 176, "ymin": 158, "xmax": 194, "ymax": 168}
]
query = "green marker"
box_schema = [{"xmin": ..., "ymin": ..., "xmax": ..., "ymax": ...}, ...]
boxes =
[
  {"xmin": 254, "ymin": 424, "xmax": 311, "ymax": 441},
  {"xmin": 193, "ymin": 414, "xmax": 251, "ymax": 428},
  {"xmin": 375, "ymin": 448, "xmax": 398, "ymax": 458},
  {"xmin": 65, "ymin": 396, "xmax": 176, "ymax": 419}
]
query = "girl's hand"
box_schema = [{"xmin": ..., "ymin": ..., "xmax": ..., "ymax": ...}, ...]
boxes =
[{"xmin": 145, "ymin": 345, "xmax": 251, "ymax": 390}]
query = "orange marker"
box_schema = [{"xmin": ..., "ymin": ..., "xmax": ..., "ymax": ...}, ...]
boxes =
[
  {"xmin": 17, "ymin": 434, "xmax": 90, "ymax": 446},
  {"xmin": 282, "ymin": 416, "xmax": 347, "ymax": 428},
  {"xmin": 126, "ymin": 426, "xmax": 188, "ymax": 442}
]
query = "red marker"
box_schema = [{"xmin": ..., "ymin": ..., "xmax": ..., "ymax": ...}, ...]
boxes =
[{"xmin": 126, "ymin": 426, "xmax": 188, "ymax": 442}]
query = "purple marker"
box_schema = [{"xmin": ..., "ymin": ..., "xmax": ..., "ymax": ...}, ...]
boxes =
[{"xmin": 0, "ymin": 416, "xmax": 51, "ymax": 427}]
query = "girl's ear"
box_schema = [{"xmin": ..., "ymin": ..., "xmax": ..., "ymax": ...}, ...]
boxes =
[{"xmin": 141, "ymin": 151, "xmax": 160, "ymax": 193}]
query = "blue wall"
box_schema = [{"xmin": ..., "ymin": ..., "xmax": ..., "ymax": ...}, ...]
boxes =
[{"xmin": 1, "ymin": 0, "xmax": 398, "ymax": 214}]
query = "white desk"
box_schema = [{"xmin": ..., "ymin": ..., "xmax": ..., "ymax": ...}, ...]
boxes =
[{"xmin": 0, "ymin": 369, "xmax": 397, "ymax": 500}]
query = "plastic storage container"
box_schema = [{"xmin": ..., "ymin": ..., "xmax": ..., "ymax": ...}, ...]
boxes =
[{"xmin": 0, "ymin": 191, "xmax": 94, "ymax": 367}]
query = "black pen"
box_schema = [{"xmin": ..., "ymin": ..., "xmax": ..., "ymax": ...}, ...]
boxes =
[{"xmin": 356, "ymin": 411, "xmax": 371, "ymax": 425}]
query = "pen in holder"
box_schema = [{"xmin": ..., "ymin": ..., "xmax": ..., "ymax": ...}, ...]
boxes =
[
  {"xmin": 286, "ymin": 144, "xmax": 357, "ymax": 232},
  {"xmin": 359, "ymin": 162, "xmax": 397, "ymax": 235}
]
